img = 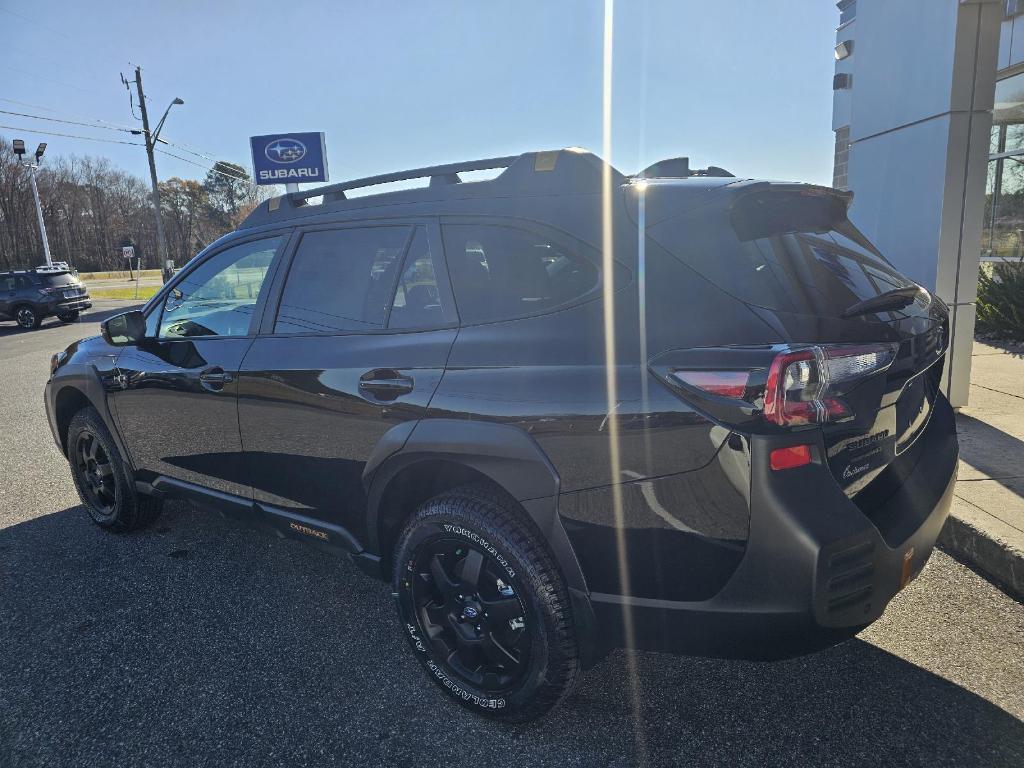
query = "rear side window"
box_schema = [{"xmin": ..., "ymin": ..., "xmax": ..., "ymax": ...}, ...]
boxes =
[
  {"xmin": 2, "ymin": 275, "xmax": 33, "ymax": 291},
  {"xmin": 442, "ymin": 224, "xmax": 599, "ymax": 325},
  {"xmin": 275, "ymin": 227, "xmax": 410, "ymax": 334}
]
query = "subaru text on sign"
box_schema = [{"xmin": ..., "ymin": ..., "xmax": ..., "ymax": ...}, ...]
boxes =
[{"xmin": 250, "ymin": 132, "xmax": 329, "ymax": 185}]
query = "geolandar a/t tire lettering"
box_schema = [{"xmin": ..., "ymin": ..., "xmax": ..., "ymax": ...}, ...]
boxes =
[{"xmin": 393, "ymin": 486, "xmax": 579, "ymax": 722}]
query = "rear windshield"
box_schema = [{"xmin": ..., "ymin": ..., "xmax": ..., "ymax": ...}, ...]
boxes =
[
  {"xmin": 37, "ymin": 273, "xmax": 78, "ymax": 287},
  {"xmin": 648, "ymin": 190, "xmax": 914, "ymax": 318}
]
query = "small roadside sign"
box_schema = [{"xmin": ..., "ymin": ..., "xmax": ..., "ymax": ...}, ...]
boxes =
[
  {"xmin": 250, "ymin": 132, "xmax": 328, "ymax": 186},
  {"xmin": 122, "ymin": 246, "xmax": 135, "ymax": 260}
]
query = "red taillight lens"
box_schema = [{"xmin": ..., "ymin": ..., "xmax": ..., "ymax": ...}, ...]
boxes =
[
  {"xmin": 672, "ymin": 370, "xmax": 750, "ymax": 399},
  {"xmin": 763, "ymin": 344, "xmax": 896, "ymax": 426},
  {"xmin": 769, "ymin": 444, "xmax": 811, "ymax": 470}
]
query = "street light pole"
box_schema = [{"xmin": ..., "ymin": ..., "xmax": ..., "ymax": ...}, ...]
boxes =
[
  {"xmin": 13, "ymin": 139, "xmax": 53, "ymax": 268},
  {"xmin": 128, "ymin": 65, "xmax": 183, "ymax": 273}
]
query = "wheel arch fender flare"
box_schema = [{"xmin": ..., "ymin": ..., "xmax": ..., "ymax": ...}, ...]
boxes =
[
  {"xmin": 50, "ymin": 364, "xmax": 132, "ymax": 469},
  {"xmin": 362, "ymin": 419, "xmax": 587, "ymax": 596}
]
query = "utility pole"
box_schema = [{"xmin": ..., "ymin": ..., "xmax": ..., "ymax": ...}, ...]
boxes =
[
  {"xmin": 133, "ymin": 67, "xmax": 166, "ymax": 271},
  {"xmin": 123, "ymin": 67, "xmax": 183, "ymax": 274}
]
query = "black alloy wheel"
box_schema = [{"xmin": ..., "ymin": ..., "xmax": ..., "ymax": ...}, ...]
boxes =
[
  {"xmin": 16, "ymin": 306, "xmax": 40, "ymax": 329},
  {"xmin": 409, "ymin": 538, "xmax": 530, "ymax": 692},
  {"xmin": 394, "ymin": 487, "xmax": 578, "ymax": 721},
  {"xmin": 66, "ymin": 407, "xmax": 162, "ymax": 531},
  {"xmin": 74, "ymin": 430, "xmax": 117, "ymax": 518}
]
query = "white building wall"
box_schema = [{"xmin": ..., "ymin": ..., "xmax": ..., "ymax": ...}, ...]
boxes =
[{"xmin": 834, "ymin": 0, "xmax": 1001, "ymax": 407}]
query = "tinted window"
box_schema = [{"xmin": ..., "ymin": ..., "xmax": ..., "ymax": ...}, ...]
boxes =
[
  {"xmin": 388, "ymin": 228, "xmax": 445, "ymax": 330},
  {"xmin": 159, "ymin": 236, "xmax": 282, "ymax": 338},
  {"xmin": 649, "ymin": 193, "xmax": 913, "ymax": 319},
  {"xmin": 37, "ymin": 273, "xmax": 78, "ymax": 287},
  {"xmin": 275, "ymin": 227, "xmax": 409, "ymax": 334},
  {"xmin": 443, "ymin": 224, "xmax": 599, "ymax": 324},
  {"xmin": 2, "ymin": 275, "xmax": 32, "ymax": 291}
]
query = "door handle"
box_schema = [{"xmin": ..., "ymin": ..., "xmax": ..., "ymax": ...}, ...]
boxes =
[
  {"xmin": 199, "ymin": 367, "xmax": 234, "ymax": 390},
  {"xmin": 359, "ymin": 369, "xmax": 414, "ymax": 401}
]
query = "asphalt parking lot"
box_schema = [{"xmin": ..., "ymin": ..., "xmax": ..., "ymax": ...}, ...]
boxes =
[{"xmin": 1, "ymin": 302, "xmax": 1023, "ymax": 768}]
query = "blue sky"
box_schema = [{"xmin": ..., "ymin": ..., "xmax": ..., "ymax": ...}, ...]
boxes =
[{"xmin": 0, "ymin": 1, "xmax": 839, "ymax": 188}]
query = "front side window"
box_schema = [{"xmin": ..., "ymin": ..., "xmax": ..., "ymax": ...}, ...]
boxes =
[
  {"xmin": 274, "ymin": 227, "xmax": 410, "ymax": 334},
  {"xmin": 159, "ymin": 236, "xmax": 283, "ymax": 339},
  {"xmin": 442, "ymin": 224, "xmax": 600, "ymax": 325}
]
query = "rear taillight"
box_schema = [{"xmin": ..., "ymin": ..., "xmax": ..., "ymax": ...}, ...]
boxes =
[
  {"xmin": 668, "ymin": 343, "xmax": 897, "ymax": 428},
  {"xmin": 763, "ymin": 344, "xmax": 896, "ymax": 426},
  {"xmin": 672, "ymin": 370, "xmax": 749, "ymax": 399}
]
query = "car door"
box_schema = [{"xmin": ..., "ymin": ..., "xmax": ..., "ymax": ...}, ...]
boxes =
[
  {"xmin": 237, "ymin": 220, "xmax": 457, "ymax": 545},
  {"xmin": 110, "ymin": 233, "xmax": 290, "ymax": 499}
]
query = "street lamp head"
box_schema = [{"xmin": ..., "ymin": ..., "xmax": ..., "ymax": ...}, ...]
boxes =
[
  {"xmin": 35, "ymin": 143, "xmax": 46, "ymax": 160},
  {"xmin": 12, "ymin": 139, "xmax": 25, "ymax": 156},
  {"xmin": 172, "ymin": 97, "xmax": 184, "ymax": 105}
]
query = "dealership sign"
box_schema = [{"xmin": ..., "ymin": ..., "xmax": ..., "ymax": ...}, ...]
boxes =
[{"xmin": 250, "ymin": 132, "xmax": 329, "ymax": 185}]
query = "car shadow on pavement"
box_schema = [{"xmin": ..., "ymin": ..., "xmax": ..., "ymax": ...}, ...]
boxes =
[{"xmin": 1, "ymin": 502, "xmax": 1021, "ymax": 768}]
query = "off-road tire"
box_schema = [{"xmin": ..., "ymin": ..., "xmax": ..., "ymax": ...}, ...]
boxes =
[
  {"xmin": 67, "ymin": 407, "xmax": 162, "ymax": 532},
  {"xmin": 393, "ymin": 485, "xmax": 578, "ymax": 721}
]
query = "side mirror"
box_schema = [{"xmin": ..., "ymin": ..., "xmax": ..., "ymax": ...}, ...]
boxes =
[{"xmin": 100, "ymin": 310, "xmax": 147, "ymax": 346}]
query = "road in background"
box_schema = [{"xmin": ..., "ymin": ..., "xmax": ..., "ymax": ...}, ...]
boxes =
[{"xmin": 0, "ymin": 304, "xmax": 1022, "ymax": 767}]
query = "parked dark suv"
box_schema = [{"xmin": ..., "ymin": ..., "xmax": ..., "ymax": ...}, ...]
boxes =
[
  {"xmin": 44, "ymin": 149, "xmax": 958, "ymax": 721},
  {"xmin": 1, "ymin": 268, "xmax": 91, "ymax": 329}
]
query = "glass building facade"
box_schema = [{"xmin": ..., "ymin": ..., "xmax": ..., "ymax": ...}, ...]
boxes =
[{"xmin": 984, "ymin": 71, "xmax": 1024, "ymax": 260}]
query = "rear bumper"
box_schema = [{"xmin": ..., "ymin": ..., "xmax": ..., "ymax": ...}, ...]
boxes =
[
  {"xmin": 51, "ymin": 298, "xmax": 91, "ymax": 312},
  {"xmin": 590, "ymin": 393, "xmax": 958, "ymax": 660}
]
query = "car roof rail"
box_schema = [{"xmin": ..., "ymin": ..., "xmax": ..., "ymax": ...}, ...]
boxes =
[
  {"xmin": 636, "ymin": 157, "xmax": 734, "ymax": 179},
  {"xmin": 239, "ymin": 148, "xmax": 625, "ymax": 229}
]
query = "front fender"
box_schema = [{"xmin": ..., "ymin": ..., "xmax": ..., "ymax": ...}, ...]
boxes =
[{"xmin": 46, "ymin": 360, "xmax": 131, "ymax": 470}]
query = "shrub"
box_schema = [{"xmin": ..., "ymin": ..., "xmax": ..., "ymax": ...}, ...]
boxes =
[{"xmin": 976, "ymin": 259, "xmax": 1024, "ymax": 340}]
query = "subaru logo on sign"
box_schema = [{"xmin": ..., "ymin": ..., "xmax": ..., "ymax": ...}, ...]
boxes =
[
  {"xmin": 250, "ymin": 133, "xmax": 329, "ymax": 186},
  {"xmin": 265, "ymin": 138, "xmax": 307, "ymax": 164}
]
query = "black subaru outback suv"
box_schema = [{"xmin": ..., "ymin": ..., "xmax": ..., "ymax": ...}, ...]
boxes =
[
  {"xmin": 45, "ymin": 149, "xmax": 957, "ymax": 720},
  {"xmin": 2, "ymin": 267, "xmax": 91, "ymax": 329}
]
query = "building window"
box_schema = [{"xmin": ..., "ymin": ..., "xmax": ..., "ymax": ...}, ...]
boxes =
[
  {"xmin": 833, "ymin": 127, "xmax": 850, "ymax": 190},
  {"xmin": 833, "ymin": 72, "xmax": 853, "ymax": 90},
  {"xmin": 838, "ymin": 0, "xmax": 856, "ymax": 26},
  {"xmin": 983, "ymin": 71, "xmax": 1024, "ymax": 259}
]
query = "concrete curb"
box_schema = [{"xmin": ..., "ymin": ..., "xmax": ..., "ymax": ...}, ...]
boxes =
[{"xmin": 938, "ymin": 499, "xmax": 1024, "ymax": 602}]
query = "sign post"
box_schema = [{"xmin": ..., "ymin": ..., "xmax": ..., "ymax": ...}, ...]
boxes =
[
  {"xmin": 122, "ymin": 245, "xmax": 136, "ymax": 282},
  {"xmin": 250, "ymin": 133, "xmax": 329, "ymax": 194}
]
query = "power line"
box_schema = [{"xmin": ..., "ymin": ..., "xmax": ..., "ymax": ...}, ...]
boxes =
[
  {"xmin": 154, "ymin": 148, "xmax": 249, "ymax": 180},
  {"xmin": 0, "ymin": 7, "xmax": 73, "ymax": 40},
  {"xmin": 0, "ymin": 102, "xmax": 228, "ymax": 163},
  {"xmin": 0, "ymin": 109, "xmax": 137, "ymax": 133},
  {"xmin": 0, "ymin": 123, "xmax": 143, "ymax": 145}
]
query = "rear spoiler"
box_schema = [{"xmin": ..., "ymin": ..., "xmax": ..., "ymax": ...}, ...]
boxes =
[{"xmin": 730, "ymin": 184, "xmax": 855, "ymax": 242}]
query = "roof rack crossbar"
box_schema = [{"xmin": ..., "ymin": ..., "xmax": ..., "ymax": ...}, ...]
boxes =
[{"xmin": 288, "ymin": 155, "xmax": 518, "ymax": 206}]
